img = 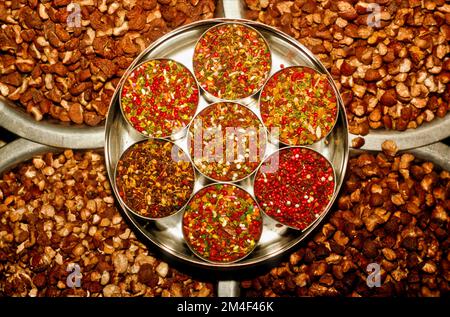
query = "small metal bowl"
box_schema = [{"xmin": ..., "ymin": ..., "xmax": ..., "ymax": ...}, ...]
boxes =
[
  {"xmin": 186, "ymin": 101, "xmax": 268, "ymax": 183},
  {"xmin": 119, "ymin": 58, "xmax": 200, "ymax": 141},
  {"xmin": 182, "ymin": 182, "xmax": 264, "ymax": 264},
  {"xmin": 192, "ymin": 22, "xmax": 272, "ymax": 106},
  {"xmin": 253, "ymin": 146, "xmax": 337, "ymax": 231},
  {"xmin": 258, "ymin": 65, "xmax": 339, "ymax": 147},
  {"xmin": 114, "ymin": 138, "xmax": 196, "ymax": 221}
]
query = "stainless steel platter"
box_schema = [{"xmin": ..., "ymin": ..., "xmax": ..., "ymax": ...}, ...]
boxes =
[
  {"xmin": 104, "ymin": 18, "xmax": 349, "ymax": 270},
  {"xmin": 220, "ymin": 0, "xmax": 450, "ymax": 151}
]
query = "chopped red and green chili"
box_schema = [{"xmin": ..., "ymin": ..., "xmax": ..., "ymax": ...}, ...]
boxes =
[
  {"xmin": 193, "ymin": 23, "xmax": 271, "ymax": 100},
  {"xmin": 121, "ymin": 59, "xmax": 199, "ymax": 137},
  {"xmin": 260, "ymin": 66, "xmax": 337, "ymax": 145},
  {"xmin": 254, "ymin": 147, "xmax": 335, "ymax": 230},
  {"xmin": 183, "ymin": 184, "xmax": 262, "ymax": 263}
]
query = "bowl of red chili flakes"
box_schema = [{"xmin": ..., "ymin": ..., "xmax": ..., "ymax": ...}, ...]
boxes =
[
  {"xmin": 182, "ymin": 183, "xmax": 263, "ymax": 263},
  {"xmin": 193, "ymin": 22, "xmax": 272, "ymax": 103},
  {"xmin": 115, "ymin": 138, "xmax": 195, "ymax": 220},
  {"xmin": 259, "ymin": 66, "xmax": 338, "ymax": 146},
  {"xmin": 188, "ymin": 102, "xmax": 267, "ymax": 182},
  {"xmin": 254, "ymin": 147, "xmax": 336, "ymax": 231},
  {"xmin": 120, "ymin": 58, "xmax": 199, "ymax": 139}
]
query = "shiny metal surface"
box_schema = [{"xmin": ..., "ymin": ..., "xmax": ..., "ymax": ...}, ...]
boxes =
[
  {"xmin": 0, "ymin": 138, "xmax": 56, "ymax": 169},
  {"xmin": 104, "ymin": 19, "xmax": 349, "ymax": 270},
  {"xmin": 0, "ymin": 97, "xmax": 104, "ymax": 149},
  {"xmin": 221, "ymin": 0, "xmax": 450, "ymax": 151},
  {"xmin": 217, "ymin": 280, "xmax": 241, "ymax": 297},
  {"xmin": 350, "ymin": 118, "xmax": 450, "ymax": 151}
]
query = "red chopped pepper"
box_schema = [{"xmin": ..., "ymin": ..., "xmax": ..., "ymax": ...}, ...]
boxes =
[
  {"xmin": 121, "ymin": 59, "xmax": 198, "ymax": 138},
  {"xmin": 183, "ymin": 184, "xmax": 262, "ymax": 263},
  {"xmin": 254, "ymin": 147, "xmax": 335, "ymax": 230}
]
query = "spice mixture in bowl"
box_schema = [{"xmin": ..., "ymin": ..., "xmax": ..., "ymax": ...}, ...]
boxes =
[
  {"xmin": 115, "ymin": 139, "xmax": 195, "ymax": 220},
  {"xmin": 182, "ymin": 184, "xmax": 263, "ymax": 263},
  {"xmin": 254, "ymin": 147, "xmax": 336, "ymax": 230},
  {"xmin": 188, "ymin": 102, "xmax": 267, "ymax": 182},
  {"xmin": 120, "ymin": 59, "xmax": 199, "ymax": 138},
  {"xmin": 260, "ymin": 66, "xmax": 338, "ymax": 145},
  {"xmin": 193, "ymin": 22, "xmax": 272, "ymax": 101}
]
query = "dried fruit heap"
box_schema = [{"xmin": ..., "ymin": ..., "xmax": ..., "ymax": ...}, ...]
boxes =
[
  {"xmin": 260, "ymin": 66, "xmax": 337, "ymax": 145},
  {"xmin": 121, "ymin": 59, "xmax": 199, "ymax": 137},
  {"xmin": 243, "ymin": 151, "xmax": 450, "ymax": 297},
  {"xmin": 0, "ymin": 0, "xmax": 216, "ymax": 125},
  {"xmin": 193, "ymin": 23, "xmax": 271, "ymax": 100},
  {"xmin": 116, "ymin": 139, "xmax": 194, "ymax": 219},
  {"xmin": 183, "ymin": 184, "xmax": 263, "ymax": 263},
  {"xmin": 254, "ymin": 147, "xmax": 335, "ymax": 230},
  {"xmin": 189, "ymin": 102, "xmax": 266, "ymax": 181},
  {"xmin": 244, "ymin": 0, "xmax": 450, "ymax": 133},
  {"xmin": 0, "ymin": 150, "xmax": 212, "ymax": 297}
]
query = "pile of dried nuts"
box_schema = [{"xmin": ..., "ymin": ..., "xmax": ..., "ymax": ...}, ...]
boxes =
[
  {"xmin": 0, "ymin": 150, "xmax": 213, "ymax": 297},
  {"xmin": 0, "ymin": 0, "xmax": 216, "ymax": 125},
  {"xmin": 244, "ymin": 0, "xmax": 449, "ymax": 134},
  {"xmin": 241, "ymin": 144, "xmax": 449, "ymax": 297}
]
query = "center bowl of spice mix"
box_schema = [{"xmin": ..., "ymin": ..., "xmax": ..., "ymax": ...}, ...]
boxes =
[
  {"xmin": 120, "ymin": 59, "xmax": 199, "ymax": 138},
  {"xmin": 115, "ymin": 139, "xmax": 195, "ymax": 219},
  {"xmin": 182, "ymin": 184, "xmax": 263, "ymax": 263},
  {"xmin": 259, "ymin": 66, "xmax": 338, "ymax": 146},
  {"xmin": 254, "ymin": 147, "xmax": 336, "ymax": 230},
  {"xmin": 188, "ymin": 102, "xmax": 267, "ymax": 182},
  {"xmin": 193, "ymin": 23, "xmax": 272, "ymax": 101}
]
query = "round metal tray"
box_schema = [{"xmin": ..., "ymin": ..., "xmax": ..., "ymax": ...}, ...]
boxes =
[
  {"xmin": 104, "ymin": 18, "xmax": 349, "ymax": 270},
  {"xmin": 220, "ymin": 1, "xmax": 450, "ymax": 151}
]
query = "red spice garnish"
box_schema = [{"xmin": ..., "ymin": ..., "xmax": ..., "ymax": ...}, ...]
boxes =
[
  {"xmin": 183, "ymin": 184, "xmax": 262, "ymax": 263},
  {"xmin": 260, "ymin": 66, "xmax": 338, "ymax": 145},
  {"xmin": 193, "ymin": 23, "xmax": 271, "ymax": 100},
  {"xmin": 254, "ymin": 147, "xmax": 335, "ymax": 230},
  {"xmin": 121, "ymin": 59, "xmax": 198, "ymax": 138}
]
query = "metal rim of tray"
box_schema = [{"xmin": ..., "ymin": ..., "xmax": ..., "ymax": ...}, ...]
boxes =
[{"xmin": 104, "ymin": 18, "xmax": 350, "ymax": 270}]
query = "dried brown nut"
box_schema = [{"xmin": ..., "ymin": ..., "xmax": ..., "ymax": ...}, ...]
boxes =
[
  {"xmin": 351, "ymin": 137, "xmax": 365, "ymax": 149},
  {"xmin": 340, "ymin": 61, "xmax": 356, "ymax": 76},
  {"xmin": 380, "ymin": 90, "xmax": 398, "ymax": 106},
  {"xmin": 364, "ymin": 69, "xmax": 382, "ymax": 82},
  {"xmin": 68, "ymin": 103, "xmax": 84, "ymax": 125},
  {"xmin": 381, "ymin": 140, "xmax": 398, "ymax": 157}
]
